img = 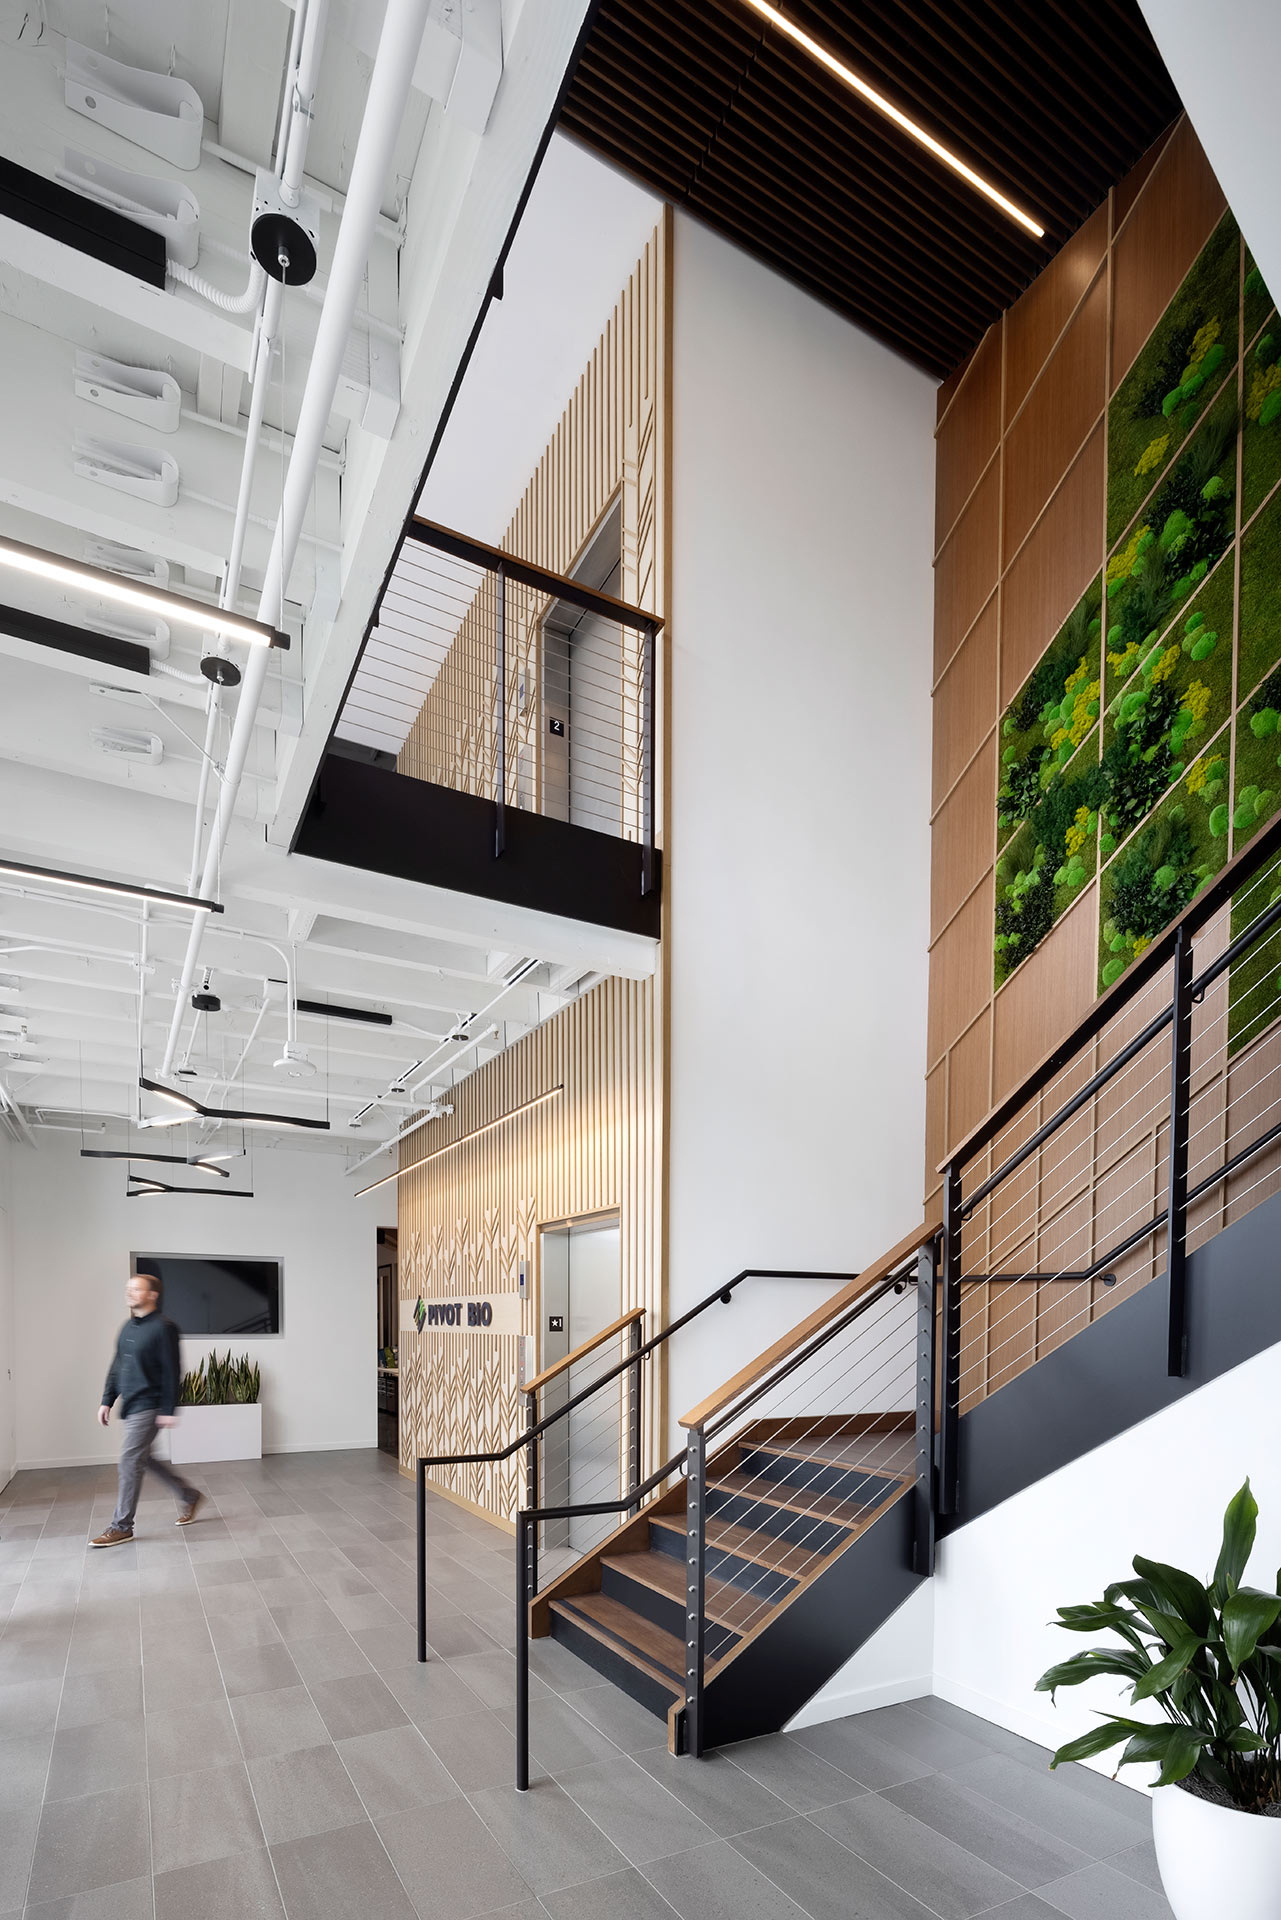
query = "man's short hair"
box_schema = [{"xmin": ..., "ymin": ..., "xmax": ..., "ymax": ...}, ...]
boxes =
[{"xmin": 134, "ymin": 1271, "xmax": 163, "ymax": 1305}]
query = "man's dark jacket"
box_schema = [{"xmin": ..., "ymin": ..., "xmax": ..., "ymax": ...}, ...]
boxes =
[{"xmin": 102, "ymin": 1309, "xmax": 181, "ymax": 1418}]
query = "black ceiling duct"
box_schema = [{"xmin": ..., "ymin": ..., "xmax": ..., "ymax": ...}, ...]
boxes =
[{"xmin": 0, "ymin": 153, "xmax": 166, "ymax": 289}]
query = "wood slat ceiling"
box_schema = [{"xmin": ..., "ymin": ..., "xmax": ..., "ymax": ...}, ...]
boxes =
[{"xmin": 560, "ymin": 0, "xmax": 1182, "ymax": 378}]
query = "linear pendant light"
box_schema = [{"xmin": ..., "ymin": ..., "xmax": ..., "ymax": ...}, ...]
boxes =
[
  {"xmin": 81, "ymin": 1148, "xmax": 229, "ymax": 1177},
  {"xmin": 137, "ymin": 1074, "xmax": 330, "ymax": 1133},
  {"xmin": 127, "ymin": 1175, "xmax": 253, "ymax": 1198},
  {"xmin": 353, "ymin": 1085, "xmax": 563, "ymax": 1198},
  {"xmin": 0, "ymin": 857, "xmax": 222, "ymax": 915},
  {"xmin": 737, "ymin": 0, "xmax": 1045, "ymax": 239},
  {"xmin": 0, "ymin": 533, "xmax": 289, "ymax": 650}
]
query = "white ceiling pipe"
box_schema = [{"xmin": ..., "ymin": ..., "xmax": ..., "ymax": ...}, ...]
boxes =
[
  {"xmin": 160, "ymin": 0, "xmax": 431, "ymax": 1082},
  {"xmin": 345, "ymin": 1025, "xmax": 500, "ymax": 1173},
  {"xmin": 187, "ymin": 0, "xmax": 326, "ymax": 894},
  {"xmin": 0, "ymin": 1077, "xmax": 36, "ymax": 1149}
]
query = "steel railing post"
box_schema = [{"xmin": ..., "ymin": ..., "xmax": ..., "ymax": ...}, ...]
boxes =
[
  {"xmin": 523, "ymin": 1387, "xmax": 539, "ymax": 1598},
  {"xmin": 515, "ymin": 1508, "xmax": 530, "ymax": 1791},
  {"xmin": 416, "ymin": 1457, "xmax": 427, "ymax": 1663},
  {"xmin": 913, "ymin": 1240, "xmax": 940, "ymax": 1574},
  {"xmin": 938, "ymin": 1161, "xmax": 963, "ymax": 1516},
  {"xmin": 495, "ymin": 560, "xmax": 506, "ymax": 857},
  {"xmin": 641, "ymin": 619, "xmax": 655, "ymax": 895},
  {"xmin": 684, "ymin": 1426, "xmax": 707, "ymax": 1757},
  {"xmin": 1166, "ymin": 924, "xmax": 1193, "ymax": 1376},
  {"xmin": 627, "ymin": 1317, "xmax": 643, "ymax": 1516}
]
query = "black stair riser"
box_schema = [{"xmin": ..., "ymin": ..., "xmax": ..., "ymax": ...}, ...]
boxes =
[
  {"xmin": 737, "ymin": 1449, "xmax": 897, "ymax": 1508},
  {"xmin": 548, "ymin": 1608, "xmax": 677, "ymax": 1720},
  {"xmin": 707, "ymin": 1486, "xmax": 850, "ymax": 1558},
  {"xmin": 599, "ymin": 1560, "xmax": 740, "ymax": 1664},
  {"xmin": 649, "ymin": 1518, "xmax": 797, "ymax": 1604}
]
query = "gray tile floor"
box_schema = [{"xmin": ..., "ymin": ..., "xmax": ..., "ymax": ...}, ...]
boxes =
[{"xmin": 0, "ymin": 1449, "xmax": 1172, "ymax": 1920}]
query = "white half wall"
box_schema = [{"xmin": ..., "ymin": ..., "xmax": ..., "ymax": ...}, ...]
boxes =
[
  {"xmin": 931, "ymin": 1340, "xmax": 1281, "ymax": 1776},
  {"xmin": 666, "ymin": 212, "xmax": 937, "ymax": 1433},
  {"xmin": 10, "ymin": 1136, "xmax": 387, "ymax": 1468}
]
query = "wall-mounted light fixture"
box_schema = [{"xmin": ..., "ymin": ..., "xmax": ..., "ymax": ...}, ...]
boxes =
[
  {"xmin": 737, "ymin": 0, "xmax": 1046, "ymax": 239},
  {"xmin": 0, "ymin": 533, "xmax": 289, "ymax": 649},
  {"xmin": 353, "ymin": 1085, "xmax": 563, "ymax": 1198},
  {"xmin": 0, "ymin": 857, "xmax": 222, "ymax": 916}
]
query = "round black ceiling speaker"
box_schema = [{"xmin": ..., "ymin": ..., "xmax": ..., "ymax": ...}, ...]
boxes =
[
  {"xmin": 200, "ymin": 653, "xmax": 241, "ymax": 687},
  {"xmin": 191, "ymin": 990, "xmax": 221, "ymax": 1013},
  {"xmin": 251, "ymin": 211, "xmax": 317, "ymax": 286}
]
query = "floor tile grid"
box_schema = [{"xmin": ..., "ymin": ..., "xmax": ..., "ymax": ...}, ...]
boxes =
[{"xmin": 1, "ymin": 1456, "xmax": 1170, "ymax": 1920}]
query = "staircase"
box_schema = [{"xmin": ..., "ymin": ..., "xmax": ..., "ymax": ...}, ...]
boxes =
[{"xmin": 535, "ymin": 1417, "xmax": 914, "ymax": 1750}]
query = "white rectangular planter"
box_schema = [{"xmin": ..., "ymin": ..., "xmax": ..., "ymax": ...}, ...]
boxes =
[{"xmin": 168, "ymin": 1404, "xmax": 262, "ymax": 1464}]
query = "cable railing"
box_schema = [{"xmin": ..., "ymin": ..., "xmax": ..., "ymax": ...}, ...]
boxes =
[
  {"xmin": 413, "ymin": 1267, "xmax": 858, "ymax": 1655},
  {"xmin": 336, "ymin": 517, "xmax": 660, "ymax": 891}
]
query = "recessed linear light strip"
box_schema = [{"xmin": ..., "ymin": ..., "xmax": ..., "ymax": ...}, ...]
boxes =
[
  {"xmin": 0, "ymin": 533, "xmax": 289, "ymax": 651},
  {"xmin": 738, "ymin": 0, "xmax": 1045, "ymax": 240},
  {"xmin": 353, "ymin": 1085, "xmax": 563, "ymax": 1198},
  {"xmin": 0, "ymin": 858, "xmax": 223, "ymax": 916}
]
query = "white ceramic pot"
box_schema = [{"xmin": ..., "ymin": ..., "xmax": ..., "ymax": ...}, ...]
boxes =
[
  {"xmin": 1152, "ymin": 1779, "xmax": 1281, "ymax": 1919},
  {"xmin": 164, "ymin": 1403, "xmax": 262, "ymax": 1464}
]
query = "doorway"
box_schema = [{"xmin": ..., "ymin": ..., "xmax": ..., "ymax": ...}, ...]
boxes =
[
  {"xmin": 539, "ymin": 1214, "xmax": 622, "ymax": 1555},
  {"xmin": 377, "ymin": 1227, "xmax": 398, "ymax": 1456},
  {"xmin": 541, "ymin": 501, "xmax": 623, "ymax": 835}
]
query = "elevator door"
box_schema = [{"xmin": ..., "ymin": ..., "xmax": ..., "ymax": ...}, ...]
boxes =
[{"xmin": 539, "ymin": 1217, "xmax": 622, "ymax": 1555}]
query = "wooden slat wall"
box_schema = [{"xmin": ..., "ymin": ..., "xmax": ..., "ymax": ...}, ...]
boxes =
[
  {"xmin": 396, "ymin": 218, "xmax": 672, "ymax": 1525},
  {"xmin": 399, "ymin": 220, "xmax": 669, "ymax": 809},
  {"xmin": 929, "ymin": 118, "xmax": 1281, "ymax": 1407}
]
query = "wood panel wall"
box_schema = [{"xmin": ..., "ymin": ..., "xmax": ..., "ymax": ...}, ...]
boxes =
[
  {"xmin": 398, "ymin": 218, "xmax": 669, "ymax": 809},
  {"xmin": 930, "ymin": 119, "xmax": 1281, "ymax": 1405},
  {"xmin": 396, "ymin": 217, "xmax": 672, "ymax": 1524},
  {"xmin": 928, "ymin": 120, "xmax": 1226, "ymax": 1203}
]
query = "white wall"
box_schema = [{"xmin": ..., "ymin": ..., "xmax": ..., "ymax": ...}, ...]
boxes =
[
  {"xmin": 0, "ymin": 1133, "xmax": 14, "ymax": 1492},
  {"xmin": 419, "ymin": 132, "xmax": 663, "ymax": 543},
  {"xmin": 1139, "ymin": 2, "xmax": 1281, "ymax": 314},
  {"xmin": 666, "ymin": 213, "xmax": 937, "ymax": 1433},
  {"xmin": 931, "ymin": 1341, "xmax": 1281, "ymax": 1772},
  {"xmin": 10, "ymin": 1136, "xmax": 387, "ymax": 1469}
]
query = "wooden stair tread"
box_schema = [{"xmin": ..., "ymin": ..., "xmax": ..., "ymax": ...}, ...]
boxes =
[
  {"xmin": 602, "ymin": 1549, "xmax": 760, "ymax": 1634},
  {"xmin": 550, "ymin": 1591, "xmax": 686, "ymax": 1691},
  {"xmin": 751, "ymin": 1432, "xmax": 915, "ymax": 1476},
  {"xmin": 650, "ymin": 1511, "xmax": 813, "ymax": 1577},
  {"xmin": 711, "ymin": 1467, "xmax": 898, "ymax": 1524}
]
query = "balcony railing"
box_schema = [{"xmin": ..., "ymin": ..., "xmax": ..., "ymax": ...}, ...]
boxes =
[{"xmin": 335, "ymin": 517, "xmax": 660, "ymax": 893}]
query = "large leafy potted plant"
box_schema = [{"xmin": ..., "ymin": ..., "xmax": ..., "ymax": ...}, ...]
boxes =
[{"xmin": 1037, "ymin": 1481, "xmax": 1281, "ymax": 1919}]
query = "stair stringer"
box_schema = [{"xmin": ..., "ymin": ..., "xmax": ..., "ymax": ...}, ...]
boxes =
[{"xmin": 692, "ymin": 1484, "xmax": 922, "ymax": 1751}]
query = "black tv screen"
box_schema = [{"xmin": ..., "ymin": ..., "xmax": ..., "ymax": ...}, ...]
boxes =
[{"xmin": 131, "ymin": 1254, "xmax": 281, "ymax": 1335}]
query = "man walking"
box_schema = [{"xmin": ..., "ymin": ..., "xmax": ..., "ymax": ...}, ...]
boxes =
[{"xmin": 91, "ymin": 1271, "xmax": 203, "ymax": 1546}]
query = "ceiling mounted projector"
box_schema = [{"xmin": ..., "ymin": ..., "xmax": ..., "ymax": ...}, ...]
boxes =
[{"xmin": 274, "ymin": 1041, "xmax": 316, "ymax": 1079}]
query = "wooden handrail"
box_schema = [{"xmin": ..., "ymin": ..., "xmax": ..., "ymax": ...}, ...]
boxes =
[
  {"xmin": 678, "ymin": 1215, "xmax": 942, "ymax": 1431},
  {"xmin": 524, "ymin": 1307, "xmax": 645, "ymax": 1396},
  {"xmin": 409, "ymin": 516, "xmax": 664, "ymax": 635}
]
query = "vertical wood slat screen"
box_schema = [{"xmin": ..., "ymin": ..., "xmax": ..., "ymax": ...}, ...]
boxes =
[
  {"xmin": 396, "ymin": 217, "xmax": 671, "ymax": 1522},
  {"xmin": 398, "ymin": 221, "xmax": 669, "ymax": 846}
]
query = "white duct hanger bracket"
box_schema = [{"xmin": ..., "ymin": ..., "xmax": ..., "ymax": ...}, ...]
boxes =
[{"xmin": 64, "ymin": 43, "xmax": 205, "ymax": 171}]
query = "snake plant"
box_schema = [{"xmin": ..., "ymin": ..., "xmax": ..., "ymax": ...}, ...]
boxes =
[
  {"xmin": 176, "ymin": 1352, "xmax": 260, "ymax": 1406},
  {"xmin": 1037, "ymin": 1480, "xmax": 1281, "ymax": 1815}
]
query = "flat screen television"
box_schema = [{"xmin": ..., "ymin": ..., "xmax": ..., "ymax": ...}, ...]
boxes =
[{"xmin": 131, "ymin": 1254, "xmax": 281, "ymax": 1335}]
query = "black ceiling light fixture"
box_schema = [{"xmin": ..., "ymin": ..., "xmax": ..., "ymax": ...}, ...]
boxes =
[
  {"xmin": 0, "ymin": 858, "xmax": 222, "ymax": 916},
  {"xmin": 295, "ymin": 998, "xmax": 393, "ymax": 1027},
  {"xmin": 127, "ymin": 1172, "xmax": 253, "ymax": 1198},
  {"xmin": 137, "ymin": 1072, "xmax": 330, "ymax": 1133},
  {"xmin": 81, "ymin": 1148, "xmax": 230, "ymax": 1178}
]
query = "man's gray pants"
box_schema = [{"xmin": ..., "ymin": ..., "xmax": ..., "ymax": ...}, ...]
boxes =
[{"xmin": 112, "ymin": 1412, "xmax": 197, "ymax": 1530}]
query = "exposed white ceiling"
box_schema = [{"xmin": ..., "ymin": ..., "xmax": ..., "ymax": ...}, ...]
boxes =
[{"xmin": 0, "ymin": 0, "xmax": 659, "ymax": 1172}]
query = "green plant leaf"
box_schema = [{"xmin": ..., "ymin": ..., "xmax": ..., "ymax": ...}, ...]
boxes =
[
  {"xmin": 1213, "ymin": 1480, "xmax": 1258, "ymax": 1604},
  {"xmin": 1157, "ymin": 1727, "xmax": 1204, "ymax": 1785},
  {"xmin": 1036, "ymin": 1651, "xmax": 1148, "ymax": 1700},
  {"xmin": 1133, "ymin": 1556, "xmax": 1213, "ymax": 1637},
  {"xmin": 1048, "ymin": 1721, "xmax": 1134, "ymax": 1769},
  {"xmin": 1132, "ymin": 1634, "xmax": 1203, "ymax": 1701},
  {"xmin": 1222, "ymin": 1589, "xmax": 1281, "ymax": 1671},
  {"xmin": 1222, "ymin": 1727, "xmax": 1268, "ymax": 1752}
]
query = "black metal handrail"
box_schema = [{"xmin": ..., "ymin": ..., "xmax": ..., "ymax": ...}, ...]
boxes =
[{"xmin": 414, "ymin": 1267, "xmax": 859, "ymax": 1661}]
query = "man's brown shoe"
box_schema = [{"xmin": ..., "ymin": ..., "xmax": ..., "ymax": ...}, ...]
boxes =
[
  {"xmin": 175, "ymin": 1492, "xmax": 204, "ymax": 1526},
  {"xmin": 90, "ymin": 1526, "xmax": 134, "ymax": 1548}
]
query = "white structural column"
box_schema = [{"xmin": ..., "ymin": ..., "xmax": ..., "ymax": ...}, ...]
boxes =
[{"xmin": 161, "ymin": 0, "xmax": 434, "ymax": 1080}]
